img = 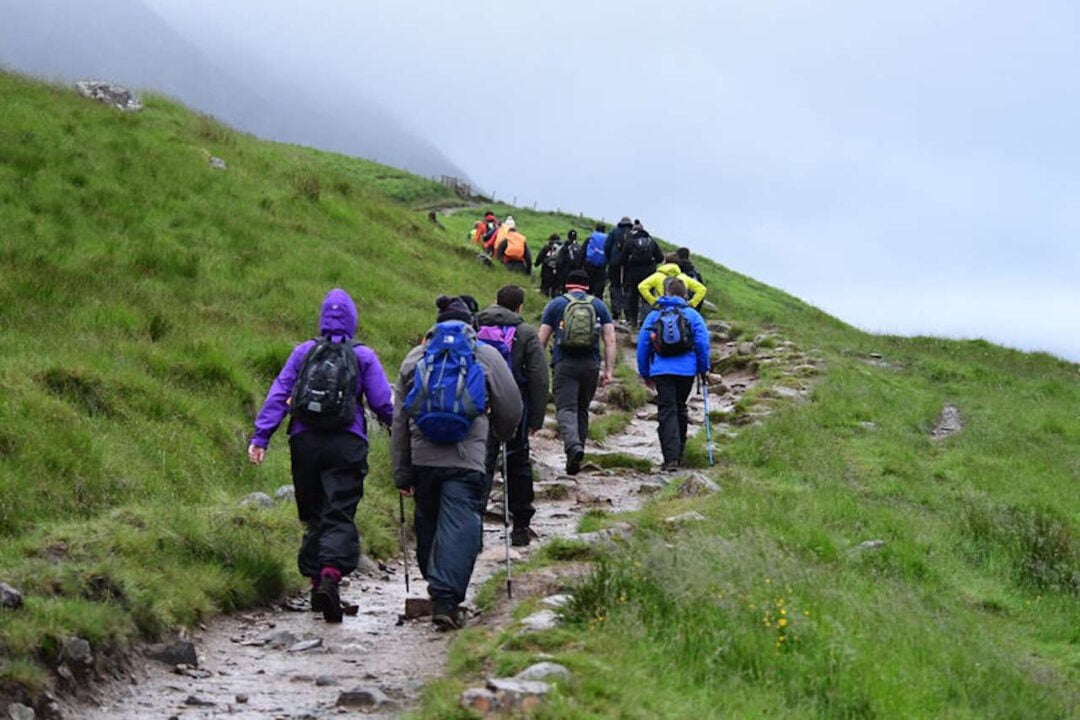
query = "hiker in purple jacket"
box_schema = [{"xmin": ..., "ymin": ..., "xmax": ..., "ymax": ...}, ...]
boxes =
[{"xmin": 248, "ymin": 288, "xmax": 393, "ymax": 623}]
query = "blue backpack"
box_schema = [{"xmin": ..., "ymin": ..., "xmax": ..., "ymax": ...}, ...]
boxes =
[
  {"xmin": 403, "ymin": 322, "xmax": 488, "ymax": 443},
  {"xmin": 585, "ymin": 231, "xmax": 607, "ymax": 267},
  {"xmin": 650, "ymin": 307, "xmax": 695, "ymax": 357}
]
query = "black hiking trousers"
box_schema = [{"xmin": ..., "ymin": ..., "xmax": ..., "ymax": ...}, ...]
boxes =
[
  {"xmin": 539, "ymin": 266, "xmax": 558, "ymax": 297},
  {"xmin": 412, "ymin": 466, "xmax": 491, "ymax": 608},
  {"xmin": 485, "ymin": 418, "xmax": 535, "ymax": 530},
  {"xmin": 608, "ymin": 264, "xmax": 624, "ymax": 320},
  {"xmin": 655, "ymin": 374, "xmax": 695, "ymax": 464},
  {"xmin": 623, "ymin": 266, "xmax": 654, "ymax": 329},
  {"xmin": 288, "ymin": 431, "xmax": 368, "ymax": 578},
  {"xmin": 553, "ymin": 355, "xmax": 600, "ymax": 457},
  {"xmin": 586, "ymin": 263, "xmax": 607, "ymax": 300}
]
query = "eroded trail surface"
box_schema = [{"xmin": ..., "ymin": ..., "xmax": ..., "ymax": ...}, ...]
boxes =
[{"xmin": 72, "ymin": 327, "xmax": 783, "ymax": 720}]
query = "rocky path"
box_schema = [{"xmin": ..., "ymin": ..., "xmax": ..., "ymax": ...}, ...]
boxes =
[{"xmin": 68, "ymin": 325, "xmax": 793, "ymax": 720}]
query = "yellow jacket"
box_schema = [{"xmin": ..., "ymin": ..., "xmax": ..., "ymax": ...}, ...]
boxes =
[{"xmin": 638, "ymin": 263, "xmax": 707, "ymax": 309}]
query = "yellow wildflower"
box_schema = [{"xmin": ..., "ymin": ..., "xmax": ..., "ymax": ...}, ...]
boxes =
[{"xmin": 778, "ymin": 618, "xmax": 788, "ymax": 628}]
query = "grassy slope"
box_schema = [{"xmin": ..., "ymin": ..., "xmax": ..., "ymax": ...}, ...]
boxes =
[
  {"xmin": 0, "ymin": 71, "xmax": 515, "ymax": 691},
  {"xmin": 1, "ymin": 72, "xmax": 1078, "ymax": 716}
]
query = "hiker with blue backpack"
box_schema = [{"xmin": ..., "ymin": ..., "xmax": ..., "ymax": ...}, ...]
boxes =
[
  {"xmin": 248, "ymin": 289, "xmax": 394, "ymax": 623},
  {"xmin": 391, "ymin": 295, "xmax": 522, "ymax": 631},
  {"xmin": 636, "ymin": 278, "xmax": 711, "ymax": 472},
  {"xmin": 584, "ymin": 222, "xmax": 608, "ymax": 299},
  {"xmin": 538, "ymin": 269, "xmax": 618, "ymax": 475},
  {"xmin": 476, "ymin": 285, "xmax": 550, "ymax": 546}
]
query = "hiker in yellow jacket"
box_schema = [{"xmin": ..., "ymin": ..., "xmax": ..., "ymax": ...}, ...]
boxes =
[{"xmin": 638, "ymin": 254, "xmax": 707, "ymax": 310}]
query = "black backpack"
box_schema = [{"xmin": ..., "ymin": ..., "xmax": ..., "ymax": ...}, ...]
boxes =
[
  {"xmin": 650, "ymin": 307, "xmax": 695, "ymax": 357},
  {"xmin": 560, "ymin": 241, "xmax": 584, "ymax": 269},
  {"xmin": 626, "ymin": 232, "xmax": 654, "ymax": 265},
  {"xmin": 290, "ymin": 337, "xmax": 359, "ymax": 428}
]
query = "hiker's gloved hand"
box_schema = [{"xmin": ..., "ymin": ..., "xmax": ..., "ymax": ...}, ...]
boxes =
[
  {"xmin": 398, "ymin": 486, "xmax": 415, "ymax": 498},
  {"xmin": 247, "ymin": 444, "xmax": 266, "ymax": 466}
]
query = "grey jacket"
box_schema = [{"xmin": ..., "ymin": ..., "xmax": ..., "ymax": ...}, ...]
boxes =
[
  {"xmin": 475, "ymin": 304, "xmax": 550, "ymax": 431},
  {"xmin": 391, "ymin": 334, "xmax": 522, "ymax": 487}
]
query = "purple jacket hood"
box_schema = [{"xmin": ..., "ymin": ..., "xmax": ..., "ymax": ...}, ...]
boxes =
[{"xmin": 320, "ymin": 289, "xmax": 357, "ymax": 339}]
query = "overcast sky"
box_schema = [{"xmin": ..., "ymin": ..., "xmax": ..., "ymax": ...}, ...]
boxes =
[{"xmin": 107, "ymin": 3, "xmax": 1080, "ymax": 359}]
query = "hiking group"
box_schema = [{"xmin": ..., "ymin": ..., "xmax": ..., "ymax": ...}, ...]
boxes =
[{"xmin": 246, "ymin": 212, "xmax": 712, "ymax": 630}]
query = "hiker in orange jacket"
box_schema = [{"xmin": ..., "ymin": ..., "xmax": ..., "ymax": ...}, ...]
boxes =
[
  {"xmin": 495, "ymin": 219, "xmax": 532, "ymax": 275},
  {"xmin": 473, "ymin": 211, "xmax": 499, "ymax": 253},
  {"xmin": 485, "ymin": 214, "xmax": 515, "ymax": 255}
]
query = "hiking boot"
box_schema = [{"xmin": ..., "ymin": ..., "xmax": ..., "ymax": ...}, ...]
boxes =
[
  {"xmin": 566, "ymin": 447, "xmax": 585, "ymax": 476},
  {"xmin": 511, "ymin": 527, "xmax": 531, "ymax": 547},
  {"xmin": 315, "ymin": 575, "xmax": 343, "ymax": 623},
  {"xmin": 660, "ymin": 460, "xmax": 679, "ymax": 473},
  {"xmin": 432, "ymin": 604, "xmax": 467, "ymax": 632}
]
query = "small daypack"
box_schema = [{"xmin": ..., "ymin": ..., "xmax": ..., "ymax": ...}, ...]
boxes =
[
  {"xmin": 626, "ymin": 232, "xmax": 654, "ymax": 265},
  {"xmin": 543, "ymin": 244, "xmax": 561, "ymax": 269},
  {"xmin": 476, "ymin": 324, "xmax": 517, "ymax": 367},
  {"xmin": 559, "ymin": 241, "xmax": 584, "ymax": 269},
  {"xmin": 558, "ymin": 294, "xmax": 598, "ymax": 352},
  {"xmin": 290, "ymin": 337, "xmax": 359, "ymax": 428},
  {"xmin": 585, "ymin": 232, "xmax": 607, "ymax": 267},
  {"xmin": 503, "ymin": 233, "xmax": 526, "ymax": 262},
  {"xmin": 650, "ymin": 306, "xmax": 695, "ymax": 357},
  {"xmin": 403, "ymin": 322, "xmax": 488, "ymax": 444}
]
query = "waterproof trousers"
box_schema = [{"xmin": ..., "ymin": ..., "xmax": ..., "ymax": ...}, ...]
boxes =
[
  {"xmin": 623, "ymin": 266, "xmax": 654, "ymax": 329},
  {"xmin": 412, "ymin": 466, "xmax": 491, "ymax": 607},
  {"xmin": 504, "ymin": 260, "xmax": 529, "ymax": 275},
  {"xmin": 539, "ymin": 266, "xmax": 558, "ymax": 297},
  {"xmin": 586, "ymin": 264, "xmax": 607, "ymax": 300},
  {"xmin": 289, "ymin": 431, "xmax": 368, "ymax": 578},
  {"xmin": 485, "ymin": 422, "xmax": 535, "ymax": 530},
  {"xmin": 608, "ymin": 265, "xmax": 624, "ymax": 320},
  {"xmin": 655, "ymin": 374, "xmax": 695, "ymax": 464},
  {"xmin": 553, "ymin": 356, "xmax": 600, "ymax": 456}
]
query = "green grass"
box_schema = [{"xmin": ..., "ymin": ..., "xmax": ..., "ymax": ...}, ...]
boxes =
[
  {"xmin": 3, "ymin": 71, "xmax": 1080, "ymax": 717},
  {"xmin": 0, "ymin": 70, "xmax": 523, "ymax": 691}
]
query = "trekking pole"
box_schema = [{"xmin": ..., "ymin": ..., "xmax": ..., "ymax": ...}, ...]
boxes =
[
  {"xmin": 501, "ymin": 442, "xmax": 513, "ymax": 599},
  {"xmin": 398, "ymin": 494, "xmax": 410, "ymax": 595},
  {"xmin": 701, "ymin": 376, "xmax": 715, "ymax": 467}
]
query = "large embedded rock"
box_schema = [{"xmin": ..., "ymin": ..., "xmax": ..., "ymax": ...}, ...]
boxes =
[
  {"xmin": 676, "ymin": 473, "xmax": 720, "ymax": 498},
  {"xmin": 487, "ymin": 678, "xmax": 551, "ymax": 713},
  {"xmin": 146, "ymin": 640, "xmax": 198, "ymax": 667},
  {"xmin": 515, "ymin": 662, "xmax": 572, "ymax": 683},
  {"xmin": 0, "ymin": 582, "xmax": 23, "ymax": 610},
  {"xmin": 76, "ymin": 81, "xmax": 142, "ymax": 112}
]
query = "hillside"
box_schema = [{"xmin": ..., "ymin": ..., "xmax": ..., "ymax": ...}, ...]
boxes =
[{"xmin": 1, "ymin": 71, "xmax": 1078, "ymax": 718}]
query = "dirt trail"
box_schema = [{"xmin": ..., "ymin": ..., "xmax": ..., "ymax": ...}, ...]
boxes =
[{"xmin": 70, "ymin": 332, "xmax": 766, "ymax": 720}]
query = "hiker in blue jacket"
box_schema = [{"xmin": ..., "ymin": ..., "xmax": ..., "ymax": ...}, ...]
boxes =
[
  {"xmin": 248, "ymin": 288, "xmax": 394, "ymax": 622},
  {"xmin": 636, "ymin": 279, "xmax": 711, "ymax": 472},
  {"xmin": 584, "ymin": 222, "xmax": 608, "ymax": 300},
  {"xmin": 390, "ymin": 296, "xmax": 522, "ymax": 631}
]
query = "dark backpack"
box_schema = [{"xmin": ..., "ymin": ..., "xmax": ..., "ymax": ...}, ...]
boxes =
[
  {"xmin": 403, "ymin": 322, "xmax": 488, "ymax": 444},
  {"xmin": 290, "ymin": 337, "xmax": 359, "ymax": 428},
  {"xmin": 626, "ymin": 232, "xmax": 654, "ymax": 265},
  {"xmin": 559, "ymin": 241, "xmax": 584, "ymax": 269},
  {"xmin": 543, "ymin": 244, "xmax": 561, "ymax": 269},
  {"xmin": 558, "ymin": 294, "xmax": 599, "ymax": 352},
  {"xmin": 585, "ymin": 232, "xmax": 607, "ymax": 267},
  {"xmin": 482, "ymin": 220, "xmax": 498, "ymax": 243},
  {"xmin": 650, "ymin": 306, "xmax": 695, "ymax": 357}
]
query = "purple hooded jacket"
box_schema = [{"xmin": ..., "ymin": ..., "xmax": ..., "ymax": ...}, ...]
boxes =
[{"xmin": 250, "ymin": 289, "xmax": 394, "ymax": 449}]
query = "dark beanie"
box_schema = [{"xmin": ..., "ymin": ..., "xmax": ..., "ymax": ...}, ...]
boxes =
[
  {"xmin": 435, "ymin": 295, "xmax": 473, "ymax": 323},
  {"xmin": 567, "ymin": 229, "xmax": 578, "ymax": 240},
  {"xmin": 565, "ymin": 269, "xmax": 590, "ymax": 288}
]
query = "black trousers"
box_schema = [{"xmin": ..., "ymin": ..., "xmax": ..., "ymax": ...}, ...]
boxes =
[
  {"xmin": 623, "ymin": 266, "xmax": 653, "ymax": 328},
  {"xmin": 586, "ymin": 264, "xmax": 607, "ymax": 300},
  {"xmin": 553, "ymin": 356, "xmax": 600, "ymax": 456},
  {"xmin": 288, "ymin": 431, "xmax": 368, "ymax": 578},
  {"xmin": 486, "ymin": 420, "xmax": 535, "ymax": 529},
  {"xmin": 608, "ymin": 264, "xmax": 624, "ymax": 320},
  {"xmin": 655, "ymin": 375, "xmax": 695, "ymax": 464},
  {"xmin": 412, "ymin": 467, "xmax": 490, "ymax": 607},
  {"xmin": 540, "ymin": 266, "xmax": 558, "ymax": 297}
]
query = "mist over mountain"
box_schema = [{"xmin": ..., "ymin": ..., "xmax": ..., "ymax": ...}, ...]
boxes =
[{"xmin": 0, "ymin": 0, "xmax": 466, "ymax": 180}]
